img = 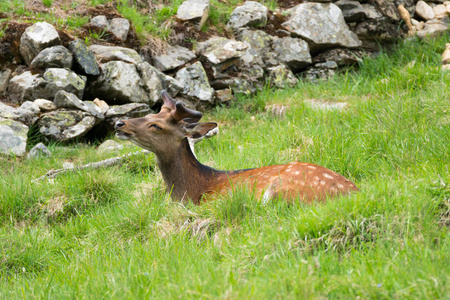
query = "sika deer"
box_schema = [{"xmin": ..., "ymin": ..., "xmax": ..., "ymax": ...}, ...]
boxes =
[{"xmin": 115, "ymin": 91, "xmax": 358, "ymax": 204}]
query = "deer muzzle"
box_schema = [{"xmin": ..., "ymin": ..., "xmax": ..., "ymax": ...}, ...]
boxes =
[{"xmin": 114, "ymin": 120, "xmax": 131, "ymax": 140}]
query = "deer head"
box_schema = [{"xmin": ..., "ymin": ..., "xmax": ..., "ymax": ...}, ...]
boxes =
[{"xmin": 115, "ymin": 91, "xmax": 217, "ymax": 158}]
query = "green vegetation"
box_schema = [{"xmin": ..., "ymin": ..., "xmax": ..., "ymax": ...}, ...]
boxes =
[
  {"xmin": 42, "ymin": 0, "xmax": 53, "ymax": 8},
  {"xmin": 1, "ymin": 32, "xmax": 449, "ymax": 298},
  {"xmin": 0, "ymin": 0, "xmax": 270, "ymax": 42}
]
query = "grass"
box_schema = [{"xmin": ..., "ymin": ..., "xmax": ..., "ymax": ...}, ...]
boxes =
[
  {"xmin": 1, "ymin": 17, "xmax": 450, "ymax": 300},
  {"xmin": 0, "ymin": 0, "xmax": 276, "ymax": 43}
]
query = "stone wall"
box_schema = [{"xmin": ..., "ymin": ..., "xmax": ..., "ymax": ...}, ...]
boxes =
[{"xmin": 1, "ymin": 0, "xmax": 449, "ymax": 156}]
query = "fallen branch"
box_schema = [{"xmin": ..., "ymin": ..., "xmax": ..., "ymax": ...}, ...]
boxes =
[{"xmin": 32, "ymin": 150, "xmax": 150, "ymax": 182}]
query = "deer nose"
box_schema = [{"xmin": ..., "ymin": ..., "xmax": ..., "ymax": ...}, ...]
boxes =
[{"xmin": 115, "ymin": 120, "xmax": 125, "ymax": 130}]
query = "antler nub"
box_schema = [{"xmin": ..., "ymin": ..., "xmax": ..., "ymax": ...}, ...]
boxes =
[
  {"xmin": 171, "ymin": 102, "xmax": 202, "ymax": 123},
  {"xmin": 161, "ymin": 90, "xmax": 176, "ymax": 111}
]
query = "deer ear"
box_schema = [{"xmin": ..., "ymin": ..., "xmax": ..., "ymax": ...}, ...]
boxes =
[{"xmin": 183, "ymin": 122, "xmax": 217, "ymax": 138}]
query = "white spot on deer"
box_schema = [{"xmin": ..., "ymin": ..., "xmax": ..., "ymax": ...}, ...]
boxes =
[
  {"xmin": 314, "ymin": 176, "xmax": 320, "ymax": 181},
  {"xmin": 313, "ymin": 181, "xmax": 319, "ymax": 186},
  {"xmin": 321, "ymin": 181, "xmax": 325, "ymax": 186},
  {"xmin": 307, "ymin": 165, "xmax": 316, "ymax": 169},
  {"xmin": 323, "ymin": 173, "xmax": 333, "ymax": 179},
  {"xmin": 337, "ymin": 183, "xmax": 344, "ymax": 189},
  {"xmin": 262, "ymin": 188, "xmax": 272, "ymax": 204},
  {"xmin": 262, "ymin": 185, "xmax": 273, "ymax": 204},
  {"xmin": 294, "ymin": 171, "xmax": 300, "ymax": 175},
  {"xmin": 330, "ymin": 187, "xmax": 337, "ymax": 192}
]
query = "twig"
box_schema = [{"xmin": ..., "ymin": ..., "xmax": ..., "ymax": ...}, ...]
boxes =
[{"xmin": 32, "ymin": 150, "xmax": 150, "ymax": 182}]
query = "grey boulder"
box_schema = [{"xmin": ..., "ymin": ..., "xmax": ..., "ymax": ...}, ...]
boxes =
[
  {"xmin": 20, "ymin": 22, "xmax": 61, "ymax": 65},
  {"xmin": 0, "ymin": 118, "xmax": 29, "ymax": 156},
  {"xmin": 282, "ymin": 3, "xmax": 362, "ymax": 53},
  {"xmin": 30, "ymin": 45, "xmax": 73, "ymax": 69}
]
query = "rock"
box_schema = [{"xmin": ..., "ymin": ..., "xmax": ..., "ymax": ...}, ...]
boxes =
[
  {"xmin": 97, "ymin": 139, "xmax": 124, "ymax": 152},
  {"xmin": 161, "ymin": 73, "xmax": 183, "ymax": 97},
  {"xmin": 372, "ymin": 0, "xmax": 400, "ymax": 21},
  {"xmin": 417, "ymin": 20, "xmax": 449, "ymax": 38},
  {"xmin": 175, "ymin": 62, "xmax": 214, "ymax": 104},
  {"xmin": 105, "ymin": 103, "xmax": 151, "ymax": 118},
  {"xmin": 177, "ymin": 0, "xmax": 210, "ymax": 29},
  {"xmin": 0, "ymin": 101, "xmax": 39, "ymax": 126},
  {"xmin": 195, "ymin": 37, "xmax": 248, "ymax": 77},
  {"xmin": 272, "ymin": 37, "xmax": 311, "ymax": 71},
  {"xmin": 267, "ymin": 65, "xmax": 298, "ymax": 88},
  {"xmin": 109, "ymin": 18, "xmax": 130, "ymax": 41},
  {"xmin": 136, "ymin": 61, "xmax": 166, "ymax": 106},
  {"xmin": 0, "ymin": 68, "xmax": 11, "ymax": 96},
  {"xmin": 19, "ymin": 22, "xmax": 61, "ymax": 65},
  {"xmin": 90, "ymin": 15, "xmax": 110, "ymax": 30},
  {"xmin": 38, "ymin": 109, "xmax": 96, "ymax": 141},
  {"xmin": 54, "ymin": 90, "xmax": 90, "ymax": 112},
  {"xmin": 355, "ymin": 18, "xmax": 402, "ymax": 42},
  {"xmin": 42, "ymin": 68, "xmax": 86, "ymax": 100},
  {"xmin": 83, "ymin": 100, "xmax": 105, "ymax": 124},
  {"xmin": 20, "ymin": 101, "xmax": 40, "ymax": 115},
  {"xmin": 215, "ymin": 89, "xmax": 233, "ymax": 103},
  {"xmin": 303, "ymin": 61, "xmax": 338, "ymax": 82},
  {"xmin": 227, "ymin": 1, "xmax": 268, "ymax": 30},
  {"xmin": 196, "ymin": 37, "xmax": 248, "ymax": 64},
  {"xmin": 413, "ymin": 19, "xmax": 425, "ymax": 31},
  {"xmin": 152, "ymin": 46, "xmax": 196, "ymax": 72},
  {"xmin": 89, "ymin": 45, "xmax": 143, "ymax": 65},
  {"xmin": 29, "ymin": 45, "xmax": 73, "ymax": 69},
  {"xmin": 0, "ymin": 118, "xmax": 29, "ymax": 156},
  {"xmin": 27, "ymin": 142, "xmax": 52, "ymax": 159},
  {"xmin": 212, "ymin": 76, "xmax": 260, "ymax": 96},
  {"xmin": 312, "ymin": 48, "xmax": 363, "ymax": 66},
  {"xmin": 93, "ymin": 98, "xmax": 109, "ymax": 115},
  {"xmin": 415, "ymin": 1, "xmax": 435, "ymax": 21},
  {"xmin": 104, "ymin": 103, "xmax": 150, "ymax": 129},
  {"xmin": 362, "ymin": 4, "xmax": 383, "ymax": 19},
  {"xmin": 282, "ymin": 3, "xmax": 361, "ymax": 53},
  {"xmin": 7, "ymin": 71, "xmax": 40, "ymax": 103},
  {"xmin": 34, "ymin": 99, "xmax": 57, "ymax": 111},
  {"xmin": 336, "ymin": 0, "xmax": 367, "ymax": 22},
  {"xmin": 434, "ymin": 4, "xmax": 448, "ymax": 19},
  {"xmin": 236, "ymin": 29, "xmax": 277, "ymax": 68},
  {"xmin": 68, "ymin": 39, "xmax": 100, "ymax": 76},
  {"xmin": 88, "ymin": 61, "xmax": 149, "ymax": 104}
]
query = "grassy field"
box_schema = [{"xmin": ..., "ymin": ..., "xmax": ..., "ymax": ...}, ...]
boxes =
[{"xmin": 1, "ymin": 32, "xmax": 450, "ymax": 298}]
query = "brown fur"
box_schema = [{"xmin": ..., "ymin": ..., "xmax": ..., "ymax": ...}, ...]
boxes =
[{"xmin": 115, "ymin": 92, "xmax": 358, "ymax": 204}]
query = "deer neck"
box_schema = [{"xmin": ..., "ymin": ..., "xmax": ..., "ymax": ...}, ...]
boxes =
[{"xmin": 155, "ymin": 138, "xmax": 223, "ymax": 202}]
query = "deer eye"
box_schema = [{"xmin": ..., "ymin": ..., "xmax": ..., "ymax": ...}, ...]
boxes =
[{"xmin": 149, "ymin": 124, "xmax": 162, "ymax": 130}]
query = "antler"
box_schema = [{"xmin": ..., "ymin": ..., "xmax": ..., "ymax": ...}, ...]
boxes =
[
  {"xmin": 161, "ymin": 90, "xmax": 176, "ymax": 111},
  {"xmin": 160, "ymin": 90, "xmax": 202, "ymax": 123},
  {"xmin": 171, "ymin": 102, "xmax": 202, "ymax": 123}
]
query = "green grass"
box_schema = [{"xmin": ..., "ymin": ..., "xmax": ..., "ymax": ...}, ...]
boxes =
[
  {"xmin": 0, "ymin": 0, "xmax": 277, "ymax": 43},
  {"xmin": 1, "ymin": 28, "xmax": 450, "ymax": 300}
]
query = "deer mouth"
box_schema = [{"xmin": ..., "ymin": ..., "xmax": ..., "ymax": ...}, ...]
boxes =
[{"xmin": 115, "ymin": 131, "xmax": 132, "ymax": 140}]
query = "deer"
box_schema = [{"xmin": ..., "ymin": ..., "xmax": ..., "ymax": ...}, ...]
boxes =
[{"xmin": 114, "ymin": 91, "xmax": 359, "ymax": 204}]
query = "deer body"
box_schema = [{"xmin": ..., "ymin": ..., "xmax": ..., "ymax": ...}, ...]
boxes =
[{"xmin": 115, "ymin": 91, "xmax": 358, "ymax": 204}]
